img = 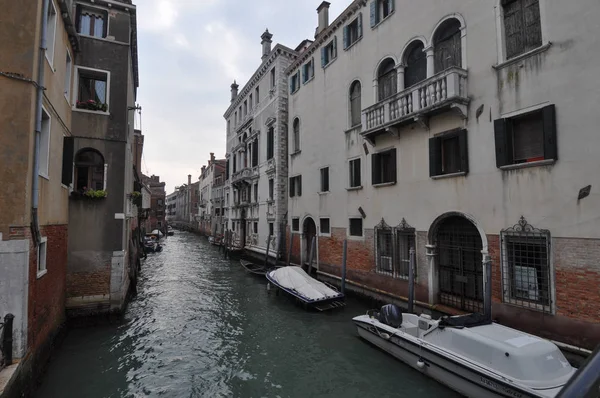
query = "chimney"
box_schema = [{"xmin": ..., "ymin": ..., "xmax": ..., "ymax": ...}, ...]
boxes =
[
  {"xmin": 188, "ymin": 174, "xmax": 191, "ymax": 185},
  {"xmin": 230, "ymin": 80, "xmax": 239, "ymax": 102},
  {"xmin": 210, "ymin": 152, "xmax": 215, "ymax": 163},
  {"xmin": 261, "ymin": 29, "xmax": 273, "ymax": 61},
  {"xmin": 316, "ymin": 2, "xmax": 330, "ymax": 37}
]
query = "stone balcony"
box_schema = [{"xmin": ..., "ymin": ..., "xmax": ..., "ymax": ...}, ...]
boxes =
[
  {"xmin": 361, "ymin": 67, "xmax": 469, "ymax": 145},
  {"xmin": 231, "ymin": 166, "xmax": 259, "ymax": 186}
]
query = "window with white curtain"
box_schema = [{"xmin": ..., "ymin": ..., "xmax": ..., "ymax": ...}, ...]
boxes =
[{"xmin": 77, "ymin": 6, "xmax": 106, "ymax": 38}]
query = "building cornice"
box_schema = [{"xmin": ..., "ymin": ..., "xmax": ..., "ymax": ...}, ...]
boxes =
[
  {"xmin": 286, "ymin": 0, "xmax": 367, "ymax": 74},
  {"xmin": 224, "ymin": 43, "xmax": 298, "ymax": 118}
]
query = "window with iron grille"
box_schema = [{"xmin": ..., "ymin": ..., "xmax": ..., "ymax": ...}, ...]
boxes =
[
  {"xmin": 429, "ymin": 129, "xmax": 468, "ymax": 177},
  {"xmin": 320, "ymin": 218, "xmax": 330, "ymax": 234},
  {"xmin": 501, "ymin": 216, "xmax": 552, "ymax": 313},
  {"xmin": 502, "ymin": 0, "xmax": 542, "ymax": 60},
  {"xmin": 320, "ymin": 167, "xmax": 329, "ymax": 192},
  {"xmin": 372, "ymin": 148, "xmax": 396, "ymax": 185},
  {"xmin": 374, "ymin": 218, "xmax": 416, "ymax": 278},
  {"xmin": 395, "ymin": 227, "xmax": 416, "ymax": 279},
  {"xmin": 292, "ymin": 218, "xmax": 300, "ymax": 232},
  {"xmin": 375, "ymin": 221, "xmax": 394, "ymax": 275},
  {"xmin": 349, "ymin": 218, "xmax": 363, "ymax": 237},
  {"xmin": 494, "ymin": 105, "xmax": 556, "ymax": 168},
  {"xmin": 349, "ymin": 158, "xmax": 361, "ymax": 188}
]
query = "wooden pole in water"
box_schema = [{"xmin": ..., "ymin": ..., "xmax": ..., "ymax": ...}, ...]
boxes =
[
  {"xmin": 408, "ymin": 247, "xmax": 415, "ymax": 313},
  {"xmin": 307, "ymin": 236, "xmax": 316, "ymax": 275},
  {"xmin": 264, "ymin": 235, "xmax": 271, "ymax": 267},
  {"xmin": 287, "ymin": 233, "xmax": 293, "ymax": 266},
  {"xmin": 484, "ymin": 253, "xmax": 492, "ymax": 321},
  {"xmin": 341, "ymin": 239, "xmax": 347, "ymax": 295}
]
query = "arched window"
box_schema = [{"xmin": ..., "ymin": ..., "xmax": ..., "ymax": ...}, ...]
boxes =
[
  {"xmin": 433, "ymin": 19, "xmax": 462, "ymax": 73},
  {"xmin": 404, "ymin": 42, "xmax": 427, "ymax": 88},
  {"xmin": 377, "ymin": 58, "xmax": 397, "ymax": 101},
  {"xmin": 75, "ymin": 148, "xmax": 105, "ymax": 192},
  {"xmin": 349, "ymin": 81, "xmax": 361, "ymax": 127},
  {"xmin": 293, "ymin": 118, "xmax": 300, "ymax": 153}
]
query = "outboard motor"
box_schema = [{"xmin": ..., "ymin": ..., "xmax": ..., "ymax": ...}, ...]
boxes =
[{"xmin": 378, "ymin": 304, "xmax": 403, "ymax": 328}]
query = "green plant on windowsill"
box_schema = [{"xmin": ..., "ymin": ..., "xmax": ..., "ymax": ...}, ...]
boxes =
[
  {"xmin": 129, "ymin": 191, "xmax": 142, "ymax": 206},
  {"xmin": 84, "ymin": 189, "xmax": 108, "ymax": 199},
  {"xmin": 76, "ymin": 100, "xmax": 108, "ymax": 112}
]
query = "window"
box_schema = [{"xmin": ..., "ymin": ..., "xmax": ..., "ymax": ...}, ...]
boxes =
[
  {"xmin": 321, "ymin": 37, "xmax": 337, "ymax": 67},
  {"xmin": 39, "ymin": 108, "xmax": 51, "ymax": 178},
  {"xmin": 372, "ymin": 148, "xmax": 397, "ymax": 185},
  {"xmin": 349, "ymin": 158, "xmax": 361, "ymax": 188},
  {"xmin": 375, "ymin": 225, "xmax": 394, "ymax": 275},
  {"xmin": 267, "ymin": 127, "xmax": 274, "ymax": 160},
  {"xmin": 292, "ymin": 118, "xmax": 300, "ymax": 153},
  {"xmin": 377, "ymin": 58, "xmax": 397, "ymax": 101},
  {"xmin": 501, "ymin": 217, "xmax": 551, "ymax": 313},
  {"xmin": 269, "ymin": 178, "xmax": 274, "ymax": 200},
  {"xmin": 255, "ymin": 86, "xmax": 260, "ymax": 102},
  {"xmin": 232, "ymin": 222, "xmax": 236, "ymax": 231},
  {"xmin": 270, "ymin": 67, "xmax": 276, "ymax": 88},
  {"xmin": 349, "ymin": 81, "xmax": 361, "ymax": 127},
  {"xmin": 232, "ymin": 154, "xmax": 237, "ymax": 173},
  {"xmin": 77, "ymin": 6, "xmax": 107, "ymax": 38},
  {"xmin": 404, "ymin": 41, "xmax": 426, "ymax": 88},
  {"xmin": 395, "ymin": 228, "xmax": 416, "ymax": 279},
  {"xmin": 74, "ymin": 149, "xmax": 105, "ymax": 192},
  {"xmin": 320, "ymin": 167, "xmax": 329, "ymax": 192},
  {"xmin": 302, "ymin": 58, "xmax": 314, "ymax": 83},
  {"xmin": 433, "ymin": 19, "xmax": 462, "ymax": 72},
  {"xmin": 252, "ymin": 138, "xmax": 258, "ymax": 167},
  {"xmin": 45, "ymin": 0, "xmax": 57, "ymax": 65},
  {"xmin": 38, "ymin": 237, "xmax": 48, "ymax": 276},
  {"xmin": 494, "ymin": 105, "xmax": 556, "ymax": 168},
  {"xmin": 503, "ymin": 0, "xmax": 542, "ymax": 60},
  {"xmin": 65, "ymin": 51, "xmax": 73, "ymax": 99},
  {"xmin": 249, "ymin": 94, "xmax": 253, "ymax": 108},
  {"xmin": 75, "ymin": 67, "xmax": 109, "ymax": 112},
  {"xmin": 320, "ymin": 218, "xmax": 330, "ymax": 234},
  {"xmin": 375, "ymin": 218, "xmax": 416, "ymax": 279},
  {"xmin": 370, "ymin": 0, "xmax": 394, "ymax": 28},
  {"xmin": 234, "ymin": 112, "xmax": 237, "ymax": 126},
  {"xmin": 289, "ymin": 175, "xmax": 302, "ymax": 197},
  {"xmin": 292, "ymin": 218, "xmax": 300, "ymax": 232},
  {"xmin": 290, "ymin": 71, "xmax": 300, "ymax": 94},
  {"xmin": 269, "ymin": 222, "xmax": 274, "ymax": 236},
  {"xmin": 429, "ymin": 129, "xmax": 468, "ymax": 177},
  {"xmin": 254, "ymin": 183, "xmax": 258, "ymax": 202},
  {"xmin": 61, "ymin": 136, "xmax": 74, "ymax": 186},
  {"xmin": 349, "ymin": 218, "xmax": 363, "ymax": 237},
  {"xmin": 243, "ymin": 100, "xmax": 247, "ymax": 116},
  {"xmin": 253, "ymin": 222, "xmax": 258, "ymax": 234},
  {"xmin": 343, "ymin": 13, "xmax": 363, "ymax": 49}
]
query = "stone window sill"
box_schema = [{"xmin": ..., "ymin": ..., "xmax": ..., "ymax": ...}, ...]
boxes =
[
  {"xmin": 431, "ymin": 171, "xmax": 467, "ymax": 180},
  {"xmin": 347, "ymin": 234, "xmax": 364, "ymax": 241},
  {"xmin": 73, "ymin": 108, "xmax": 110, "ymax": 116},
  {"xmin": 493, "ymin": 42, "xmax": 552, "ymax": 70},
  {"xmin": 500, "ymin": 159, "xmax": 555, "ymax": 171},
  {"xmin": 370, "ymin": 11, "xmax": 395, "ymax": 30},
  {"xmin": 373, "ymin": 181, "xmax": 396, "ymax": 188},
  {"xmin": 290, "ymin": 150, "xmax": 301, "ymax": 158},
  {"xmin": 318, "ymin": 191, "xmax": 329, "ymax": 196},
  {"xmin": 346, "ymin": 186, "xmax": 362, "ymax": 191},
  {"xmin": 37, "ymin": 269, "xmax": 48, "ymax": 279}
]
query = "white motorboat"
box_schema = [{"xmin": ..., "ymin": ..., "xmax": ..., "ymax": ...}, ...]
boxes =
[{"xmin": 353, "ymin": 304, "xmax": 577, "ymax": 398}]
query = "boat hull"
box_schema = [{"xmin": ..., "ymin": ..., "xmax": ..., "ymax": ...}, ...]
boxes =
[{"xmin": 354, "ymin": 320, "xmax": 557, "ymax": 398}]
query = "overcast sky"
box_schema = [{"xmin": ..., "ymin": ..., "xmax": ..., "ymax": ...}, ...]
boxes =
[{"xmin": 134, "ymin": 0, "xmax": 353, "ymax": 193}]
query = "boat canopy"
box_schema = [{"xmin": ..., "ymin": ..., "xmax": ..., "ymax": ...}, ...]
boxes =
[{"xmin": 268, "ymin": 266, "xmax": 340, "ymax": 301}]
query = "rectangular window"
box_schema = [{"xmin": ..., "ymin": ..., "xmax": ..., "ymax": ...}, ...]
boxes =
[
  {"xmin": 320, "ymin": 218, "xmax": 330, "ymax": 234},
  {"xmin": 349, "ymin": 218, "xmax": 363, "ymax": 237},
  {"xmin": 302, "ymin": 59, "xmax": 314, "ymax": 83},
  {"xmin": 253, "ymin": 222, "xmax": 258, "ymax": 234},
  {"xmin": 395, "ymin": 231, "xmax": 416, "ymax": 279},
  {"xmin": 76, "ymin": 5, "xmax": 107, "ymax": 38},
  {"xmin": 349, "ymin": 158, "xmax": 361, "ymax": 188},
  {"xmin": 255, "ymin": 86, "xmax": 260, "ymax": 102},
  {"xmin": 61, "ymin": 136, "xmax": 74, "ymax": 186},
  {"xmin": 290, "ymin": 71, "xmax": 300, "ymax": 93},
  {"xmin": 254, "ymin": 184, "xmax": 258, "ymax": 202},
  {"xmin": 343, "ymin": 13, "xmax": 363, "ymax": 49},
  {"xmin": 376, "ymin": 228, "xmax": 394, "ymax": 275},
  {"xmin": 494, "ymin": 105, "xmax": 556, "ymax": 168},
  {"xmin": 40, "ymin": 108, "xmax": 51, "ymax": 178},
  {"xmin": 503, "ymin": 0, "xmax": 542, "ymax": 60},
  {"xmin": 429, "ymin": 129, "xmax": 468, "ymax": 177},
  {"xmin": 38, "ymin": 237, "xmax": 48, "ymax": 276},
  {"xmin": 320, "ymin": 167, "xmax": 329, "ymax": 192},
  {"xmin": 45, "ymin": 0, "xmax": 57, "ymax": 65},
  {"xmin": 289, "ymin": 175, "xmax": 302, "ymax": 197},
  {"xmin": 370, "ymin": 0, "xmax": 394, "ymax": 28},
  {"xmin": 321, "ymin": 37, "xmax": 337, "ymax": 67},
  {"xmin": 270, "ymin": 67, "xmax": 276, "ymax": 88},
  {"xmin": 269, "ymin": 178, "xmax": 274, "ymax": 200},
  {"xmin": 372, "ymin": 148, "xmax": 397, "ymax": 185},
  {"xmin": 234, "ymin": 112, "xmax": 237, "ymax": 126},
  {"xmin": 252, "ymin": 138, "xmax": 259, "ymax": 167},
  {"xmin": 269, "ymin": 222, "xmax": 274, "ymax": 236},
  {"xmin": 249, "ymin": 94, "xmax": 253, "ymax": 108},
  {"xmin": 292, "ymin": 218, "xmax": 300, "ymax": 232},
  {"xmin": 75, "ymin": 67, "xmax": 109, "ymax": 111},
  {"xmin": 64, "ymin": 51, "xmax": 73, "ymax": 99},
  {"xmin": 267, "ymin": 127, "xmax": 274, "ymax": 160}
]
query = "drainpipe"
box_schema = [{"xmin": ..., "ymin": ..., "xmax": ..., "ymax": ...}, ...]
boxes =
[{"xmin": 31, "ymin": 0, "xmax": 50, "ymax": 245}]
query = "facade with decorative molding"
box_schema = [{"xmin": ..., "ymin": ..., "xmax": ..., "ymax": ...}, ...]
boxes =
[
  {"xmin": 286, "ymin": 0, "xmax": 600, "ymax": 349},
  {"xmin": 223, "ymin": 30, "xmax": 298, "ymax": 259}
]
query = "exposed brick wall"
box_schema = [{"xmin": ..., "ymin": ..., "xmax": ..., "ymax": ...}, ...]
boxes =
[{"xmin": 66, "ymin": 268, "xmax": 111, "ymax": 298}]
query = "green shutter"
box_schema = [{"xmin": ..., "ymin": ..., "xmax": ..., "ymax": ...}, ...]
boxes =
[
  {"xmin": 458, "ymin": 129, "xmax": 469, "ymax": 173},
  {"xmin": 61, "ymin": 136, "xmax": 74, "ymax": 186},
  {"xmin": 358, "ymin": 12, "xmax": 363, "ymax": 37},
  {"xmin": 333, "ymin": 36, "xmax": 337, "ymax": 58},
  {"xmin": 494, "ymin": 118, "xmax": 511, "ymax": 167},
  {"xmin": 321, "ymin": 47, "xmax": 327, "ymax": 67},
  {"xmin": 388, "ymin": 0, "xmax": 395, "ymax": 13},
  {"xmin": 542, "ymin": 104, "xmax": 557, "ymax": 161},
  {"xmin": 429, "ymin": 137, "xmax": 442, "ymax": 177},
  {"xmin": 370, "ymin": 1, "xmax": 378, "ymax": 27},
  {"xmin": 343, "ymin": 25, "xmax": 349, "ymax": 49}
]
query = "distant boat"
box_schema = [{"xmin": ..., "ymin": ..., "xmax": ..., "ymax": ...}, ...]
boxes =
[
  {"xmin": 240, "ymin": 259, "xmax": 281, "ymax": 276},
  {"xmin": 265, "ymin": 266, "xmax": 345, "ymax": 311}
]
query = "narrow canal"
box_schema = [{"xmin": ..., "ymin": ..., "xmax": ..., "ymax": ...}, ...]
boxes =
[{"xmin": 36, "ymin": 231, "xmax": 460, "ymax": 398}]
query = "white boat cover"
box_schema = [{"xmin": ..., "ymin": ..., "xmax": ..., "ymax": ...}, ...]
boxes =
[{"xmin": 268, "ymin": 266, "xmax": 340, "ymax": 301}]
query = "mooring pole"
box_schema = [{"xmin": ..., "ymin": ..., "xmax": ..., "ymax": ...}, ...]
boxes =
[
  {"xmin": 408, "ymin": 247, "xmax": 416, "ymax": 314},
  {"xmin": 3, "ymin": 313, "xmax": 14, "ymax": 366},
  {"xmin": 484, "ymin": 253, "xmax": 492, "ymax": 321},
  {"xmin": 307, "ymin": 236, "xmax": 316, "ymax": 275},
  {"xmin": 264, "ymin": 235, "xmax": 272, "ymax": 267},
  {"xmin": 341, "ymin": 239, "xmax": 348, "ymax": 295},
  {"xmin": 287, "ymin": 234, "xmax": 293, "ymax": 266}
]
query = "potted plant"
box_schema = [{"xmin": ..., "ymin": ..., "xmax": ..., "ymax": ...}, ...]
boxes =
[{"xmin": 76, "ymin": 99, "xmax": 108, "ymax": 112}]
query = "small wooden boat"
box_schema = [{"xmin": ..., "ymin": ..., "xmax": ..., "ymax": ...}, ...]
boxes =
[
  {"xmin": 266, "ymin": 266, "xmax": 345, "ymax": 311},
  {"xmin": 240, "ymin": 259, "xmax": 270, "ymax": 275}
]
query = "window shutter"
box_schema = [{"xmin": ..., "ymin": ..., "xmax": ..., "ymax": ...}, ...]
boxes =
[
  {"xmin": 298, "ymin": 176, "xmax": 302, "ymax": 196},
  {"xmin": 333, "ymin": 36, "xmax": 337, "ymax": 58},
  {"xmin": 458, "ymin": 129, "xmax": 469, "ymax": 173},
  {"xmin": 289, "ymin": 177, "xmax": 295, "ymax": 197},
  {"xmin": 61, "ymin": 136, "xmax": 74, "ymax": 185},
  {"xmin": 358, "ymin": 12, "xmax": 363, "ymax": 38},
  {"xmin": 321, "ymin": 47, "xmax": 327, "ymax": 67},
  {"xmin": 302, "ymin": 65, "xmax": 307, "ymax": 82},
  {"xmin": 388, "ymin": 0, "xmax": 395, "ymax": 13},
  {"xmin": 289, "ymin": 76, "xmax": 294, "ymax": 93},
  {"xmin": 370, "ymin": 1, "xmax": 378, "ymax": 27},
  {"xmin": 310, "ymin": 58, "xmax": 314, "ymax": 77},
  {"xmin": 103, "ymin": 163, "xmax": 108, "ymax": 190},
  {"xmin": 390, "ymin": 148, "xmax": 397, "ymax": 183},
  {"xmin": 494, "ymin": 118, "xmax": 511, "ymax": 167},
  {"xmin": 343, "ymin": 25, "xmax": 349, "ymax": 49},
  {"xmin": 542, "ymin": 104, "xmax": 557, "ymax": 160},
  {"xmin": 372, "ymin": 154, "xmax": 380, "ymax": 185},
  {"xmin": 429, "ymin": 137, "xmax": 442, "ymax": 177}
]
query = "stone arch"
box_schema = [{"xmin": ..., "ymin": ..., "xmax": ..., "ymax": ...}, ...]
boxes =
[
  {"xmin": 428, "ymin": 211, "xmax": 487, "ymax": 251},
  {"xmin": 400, "ymin": 36, "xmax": 428, "ymax": 64},
  {"xmin": 302, "ymin": 215, "xmax": 317, "ymax": 265},
  {"xmin": 429, "ymin": 13, "xmax": 467, "ymax": 71}
]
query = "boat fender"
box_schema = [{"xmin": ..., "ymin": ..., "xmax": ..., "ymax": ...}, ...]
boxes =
[
  {"xmin": 381, "ymin": 332, "xmax": 391, "ymax": 340},
  {"xmin": 417, "ymin": 359, "xmax": 426, "ymax": 370}
]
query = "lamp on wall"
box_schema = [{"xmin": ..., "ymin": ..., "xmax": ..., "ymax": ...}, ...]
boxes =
[{"xmin": 358, "ymin": 206, "xmax": 366, "ymax": 219}]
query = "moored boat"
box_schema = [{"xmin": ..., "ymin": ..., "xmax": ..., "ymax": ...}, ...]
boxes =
[
  {"xmin": 240, "ymin": 259, "xmax": 282, "ymax": 276},
  {"xmin": 353, "ymin": 304, "xmax": 577, "ymax": 398}
]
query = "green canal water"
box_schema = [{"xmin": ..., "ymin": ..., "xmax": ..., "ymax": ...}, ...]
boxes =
[{"xmin": 35, "ymin": 231, "xmax": 461, "ymax": 398}]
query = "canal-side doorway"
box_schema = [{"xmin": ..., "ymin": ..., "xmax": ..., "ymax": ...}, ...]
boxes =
[
  {"xmin": 303, "ymin": 217, "xmax": 316, "ymax": 265},
  {"xmin": 434, "ymin": 214, "xmax": 484, "ymax": 313}
]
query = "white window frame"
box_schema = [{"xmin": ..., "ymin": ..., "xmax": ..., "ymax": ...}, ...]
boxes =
[
  {"xmin": 37, "ymin": 237, "xmax": 48, "ymax": 278},
  {"xmin": 64, "ymin": 49, "xmax": 73, "ymax": 102},
  {"xmin": 319, "ymin": 166, "xmax": 330, "ymax": 194},
  {"xmin": 348, "ymin": 156, "xmax": 362, "ymax": 190},
  {"xmin": 45, "ymin": 0, "xmax": 58, "ymax": 68},
  {"xmin": 76, "ymin": 4, "xmax": 109, "ymax": 40},
  {"xmin": 39, "ymin": 106, "xmax": 51, "ymax": 179},
  {"xmin": 319, "ymin": 217, "xmax": 331, "ymax": 237},
  {"xmin": 72, "ymin": 66, "xmax": 111, "ymax": 114}
]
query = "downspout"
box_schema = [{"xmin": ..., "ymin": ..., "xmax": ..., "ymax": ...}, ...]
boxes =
[{"xmin": 31, "ymin": 0, "xmax": 50, "ymax": 245}]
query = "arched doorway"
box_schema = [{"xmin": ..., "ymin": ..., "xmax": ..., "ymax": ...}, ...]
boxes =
[
  {"xmin": 434, "ymin": 215, "xmax": 484, "ymax": 312},
  {"xmin": 303, "ymin": 217, "xmax": 317, "ymax": 265}
]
